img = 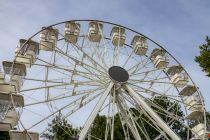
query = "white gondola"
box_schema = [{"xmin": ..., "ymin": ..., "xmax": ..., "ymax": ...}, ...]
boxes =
[
  {"xmin": 170, "ymin": 73, "xmax": 188, "ymax": 88},
  {"xmin": 184, "ymin": 92, "xmax": 203, "ymax": 120},
  {"xmin": 186, "ymin": 110, "xmax": 203, "ymax": 120},
  {"xmin": 3, "ymin": 61, "xmax": 27, "ymax": 76},
  {"xmin": 179, "ymin": 85, "xmax": 196, "ymax": 96},
  {"xmin": 153, "ymin": 55, "xmax": 169, "ymax": 69},
  {"xmin": 0, "ymin": 84, "xmax": 16, "ymax": 93},
  {"xmin": 15, "ymin": 39, "xmax": 39, "ymax": 68},
  {"xmin": 64, "ymin": 22, "xmax": 80, "ymax": 44},
  {"xmin": 111, "ymin": 26, "xmax": 126, "ymax": 47},
  {"xmin": 2, "ymin": 61, "xmax": 25, "ymax": 92},
  {"xmin": 131, "ymin": 35, "xmax": 148, "ymax": 55},
  {"xmin": 185, "ymin": 96, "xmax": 202, "ymax": 111},
  {"xmin": 0, "ymin": 92, "xmax": 24, "ymax": 107},
  {"xmin": 0, "ymin": 70, "xmax": 4, "ymax": 83},
  {"xmin": 151, "ymin": 48, "xmax": 169, "ymax": 69},
  {"xmin": 167, "ymin": 65, "xmax": 189, "ymax": 88},
  {"xmin": 191, "ymin": 123, "xmax": 205, "ymax": 138},
  {"xmin": 1, "ymin": 110, "xmax": 19, "ymax": 127},
  {"xmin": 0, "ymin": 123, "xmax": 12, "ymax": 131},
  {"xmin": 39, "ymin": 27, "xmax": 58, "ymax": 51},
  {"xmin": 9, "ymin": 130, "xmax": 39, "ymax": 140},
  {"xmin": 88, "ymin": 22, "xmax": 103, "ymax": 42},
  {"xmin": 167, "ymin": 65, "xmax": 183, "ymax": 75}
]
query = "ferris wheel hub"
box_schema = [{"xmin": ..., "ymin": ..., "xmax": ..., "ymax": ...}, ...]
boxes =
[{"xmin": 108, "ymin": 66, "xmax": 129, "ymax": 84}]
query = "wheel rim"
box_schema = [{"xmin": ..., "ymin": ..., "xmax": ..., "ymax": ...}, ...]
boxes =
[{"xmin": 0, "ymin": 20, "xmax": 207, "ymax": 140}]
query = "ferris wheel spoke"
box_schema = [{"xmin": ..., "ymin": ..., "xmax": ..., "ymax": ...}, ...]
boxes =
[
  {"xmin": 54, "ymin": 47, "xmax": 107, "ymax": 82},
  {"xmin": 78, "ymin": 83, "xmax": 113, "ymax": 140},
  {"xmin": 116, "ymin": 107, "xmax": 130, "ymax": 140},
  {"xmin": 87, "ymin": 41, "xmax": 106, "ymax": 68},
  {"xmin": 127, "ymin": 56, "xmax": 151, "ymax": 74},
  {"xmin": 132, "ymin": 65, "xmax": 164, "ymax": 83},
  {"xmin": 55, "ymin": 48, "xmax": 106, "ymax": 75},
  {"xmin": 145, "ymin": 98, "xmax": 185, "ymax": 120},
  {"xmin": 122, "ymin": 49, "xmax": 134, "ymax": 68},
  {"xmin": 134, "ymin": 88, "xmax": 182, "ymax": 105},
  {"xmin": 35, "ymin": 61, "xmax": 103, "ymax": 81},
  {"xmin": 73, "ymin": 79, "xmax": 107, "ymax": 86},
  {"xmin": 74, "ymin": 70, "xmax": 108, "ymax": 82},
  {"xmin": 119, "ymin": 92, "xmax": 151, "ymax": 139},
  {"xmin": 112, "ymin": 46, "xmax": 117, "ymax": 65},
  {"xmin": 98, "ymin": 34, "xmax": 111, "ymax": 69},
  {"xmin": 121, "ymin": 91, "xmax": 173, "ymax": 140},
  {"xmin": 23, "ymin": 77, "xmax": 69, "ymax": 84},
  {"xmin": 25, "ymin": 94, "xmax": 88, "ymax": 130},
  {"xmin": 130, "ymin": 66, "xmax": 170, "ymax": 77},
  {"xmin": 105, "ymin": 95, "xmax": 111, "ymax": 140},
  {"xmin": 128, "ymin": 83, "xmax": 179, "ymax": 98},
  {"xmin": 125, "ymin": 85, "xmax": 181, "ymax": 140},
  {"xmin": 59, "ymin": 32, "xmax": 108, "ymax": 74},
  {"xmin": 36, "ymin": 58, "xmax": 75, "ymax": 74},
  {"xmin": 39, "ymin": 88, "xmax": 106, "ymax": 137},
  {"xmin": 55, "ymin": 47, "xmax": 95, "ymax": 73},
  {"xmin": 20, "ymin": 83, "xmax": 71, "ymax": 93},
  {"xmin": 130, "ymin": 79, "xmax": 174, "ymax": 85},
  {"xmin": 116, "ymin": 95, "xmax": 142, "ymax": 140},
  {"xmin": 24, "ymin": 86, "xmax": 105, "ymax": 107},
  {"xmin": 129, "ymin": 109, "xmax": 151, "ymax": 140},
  {"xmin": 110, "ymin": 86, "xmax": 116, "ymax": 140},
  {"xmin": 26, "ymin": 90, "xmax": 102, "ymax": 131},
  {"xmin": 76, "ymin": 65, "xmax": 106, "ymax": 82},
  {"xmin": 140, "ymin": 112, "xmax": 171, "ymax": 140},
  {"xmin": 20, "ymin": 80, "xmax": 102, "ymax": 94},
  {"xmin": 129, "ymin": 75, "xmax": 169, "ymax": 83}
]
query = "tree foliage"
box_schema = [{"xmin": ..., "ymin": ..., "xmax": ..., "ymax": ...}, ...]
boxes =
[
  {"xmin": 195, "ymin": 36, "xmax": 210, "ymax": 77},
  {"xmin": 0, "ymin": 131, "xmax": 10, "ymax": 140},
  {"xmin": 42, "ymin": 115, "xmax": 78, "ymax": 140},
  {"xmin": 90, "ymin": 114, "xmax": 124, "ymax": 140}
]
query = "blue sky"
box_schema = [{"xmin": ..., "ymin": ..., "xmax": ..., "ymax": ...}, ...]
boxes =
[{"xmin": 0, "ymin": 0, "xmax": 210, "ymax": 112}]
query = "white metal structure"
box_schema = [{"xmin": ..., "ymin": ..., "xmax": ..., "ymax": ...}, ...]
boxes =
[{"xmin": 0, "ymin": 20, "xmax": 208, "ymax": 140}]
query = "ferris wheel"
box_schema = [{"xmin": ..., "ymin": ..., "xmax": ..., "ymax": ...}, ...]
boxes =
[{"xmin": 0, "ymin": 20, "xmax": 208, "ymax": 140}]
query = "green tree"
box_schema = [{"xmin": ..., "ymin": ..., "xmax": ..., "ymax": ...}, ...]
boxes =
[
  {"xmin": 0, "ymin": 131, "xmax": 10, "ymax": 140},
  {"xmin": 42, "ymin": 115, "xmax": 78, "ymax": 140},
  {"xmin": 195, "ymin": 36, "xmax": 210, "ymax": 77},
  {"xmin": 90, "ymin": 114, "xmax": 124, "ymax": 140}
]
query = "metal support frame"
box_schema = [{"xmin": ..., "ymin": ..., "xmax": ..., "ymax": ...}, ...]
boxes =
[
  {"xmin": 116, "ymin": 95, "xmax": 142, "ymax": 140},
  {"xmin": 125, "ymin": 85, "xmax": 181, "ymax": 140},
  {"xmin": 78, "ymin": 83, "xmax": 113, "ymax": 140}
]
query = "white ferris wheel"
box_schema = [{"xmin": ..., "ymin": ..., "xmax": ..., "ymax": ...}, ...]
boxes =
[{"xmin": 0, "ymin": 20, "xmax": 208, "ymax": 140}]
